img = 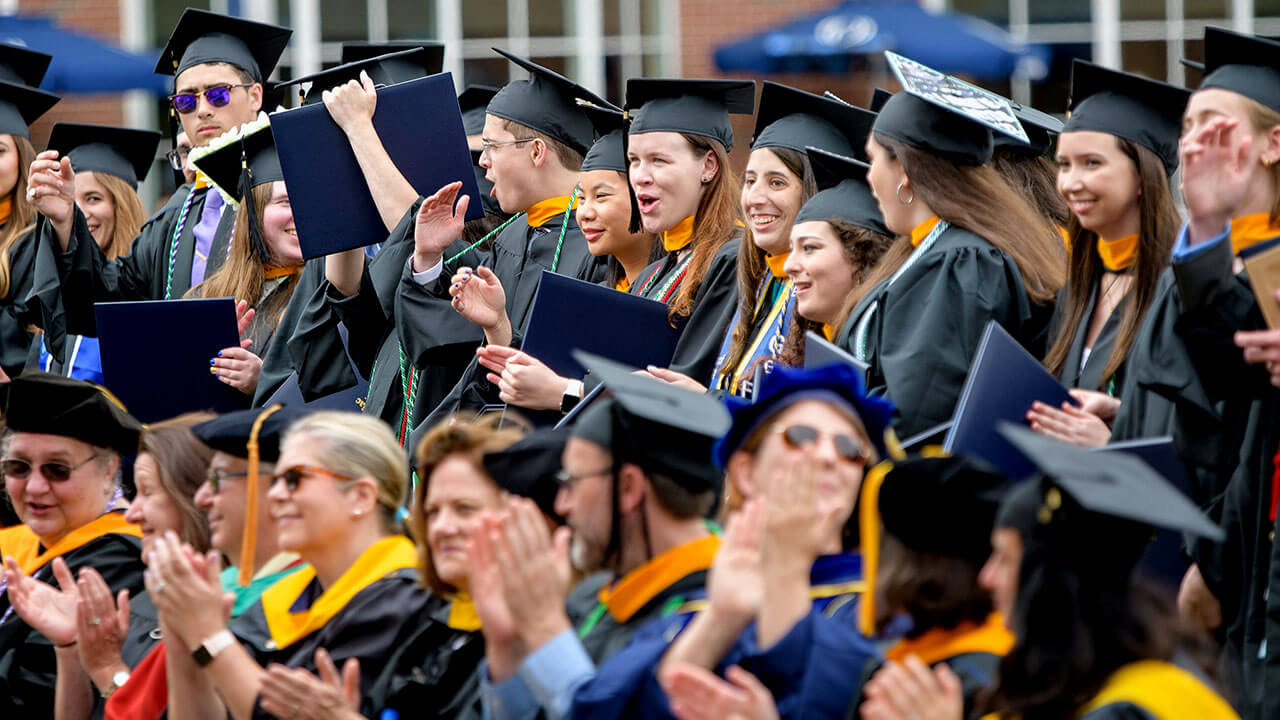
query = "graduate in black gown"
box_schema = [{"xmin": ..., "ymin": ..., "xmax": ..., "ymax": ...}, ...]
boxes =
[
  {"xmin": 835, "ymin": 58, "xmax": 1065, "ymax": 438},
  {"xmin": 27, "ymin": 10, "xmax": 291, "ymax": 354},
  {"xmin": 0, "ymin": 44, "xmax": 59, "ymax": 379},
  {"xmin": 0, "ymin": 373, "xmax": 146, "ymax": 718},
  {"xmin": 1027, "ymin": 61, "xmax": 1187, "ymax": 449},
  {"xmin": 150, "ymin": 409, "xmax": 429, "ymax": 720}
]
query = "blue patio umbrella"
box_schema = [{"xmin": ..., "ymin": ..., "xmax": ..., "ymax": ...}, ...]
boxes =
[
  {"xmin": 714, "ymin": 0, "xmax": 1050, "ymax": 81},
  {"xmin": 0, "ymin": 15, "xmax": 169, "ymax": 94}
]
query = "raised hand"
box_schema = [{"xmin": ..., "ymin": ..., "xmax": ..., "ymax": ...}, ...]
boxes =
[
  {"xmin": 476, "ymin": 346, "xmax": 569, "ymax": 411},
  {"xmin": 762, "ymin": 458, "xmax": 840, "ymax": 568},
  {"xmin": 663, "ymin": 664, "xmax": 780, "ymax": 720},
  {"xmin": 211, "ymin": 346, "xmax": 263, "ymax": 396},
  {"xmin": 147, "ymin": 532, "xmax": 228, "ymax": 649},
  {"xmin": 4, "ymin": 556, "xmax": 79, "ymax": 647},
  {"xmin": 1027, "ymin": 400, "xmax": 1111, "ymax": 448},
  {"xmin": 75, "ymin": 566, "xmax": 131, "ymax": 690},
  {"xmin": 259, "ymin": 649, "xmax": 363, "ymax": 720},
  {"xmin": 322, "ymin": 70, "xmax": 378, "ymax": 135},
  {"xmin": 449, "ymin": 266, "xmax": 510, "ymax": 339},
  {"xmin": 491, "ymin": 498, "xmax": 574, "ymax": 654},
  {"xmin": 413, "ymin": 182, "xmax": 470, "ymax": 272},
  {"xmin": 234, "ymin": 299, "xmax": 257, "ymax": 342},
  {"xmin": 1180, "ymin": 116, "xmax": 1255, "ymax": 244},
  {"xmin": 860, "ymin": 657, "xmax": 964, "ymax": 720},
  {"xmin": 706, "ymin": 499, "xmax": 764, "ymax": 623},
  {"xmin": 467, "ymin": 513, "xmax": 523, "ymax": 683},
  {"xmin": 27, "ymin": 151, "xmax": 76, "ymax": 228}
]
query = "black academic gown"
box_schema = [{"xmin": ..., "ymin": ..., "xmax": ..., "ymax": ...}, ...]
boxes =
[
  {"xmin": 1051, "ymin": 283, "xmax": 1129, "ymax": 393},
  {"xmin": 28, "ymin": 185, "xmax": 233, "ymax": 355},
  {"xmin": 836, "ymin": 225, "xmax": 1051, "ymax": 438},
  {"xmin": 0, "ymin": 226, "xmax": 38, "ymax": 379},
  {"xmin": 567, "ymin": 569, "xmax": 711, "ymax": 666},
  {"xmin": 409, "ymin": 210, "xmax": 609, "ymax": 438},
  {"xmin": 844, "ymin": 651, "xmax": 1001, "ymax": 720},
  {"xmin": 231, "ymin": 567, "xmax": 431, "ymax": 720},
  {"xmin": 253, "ymin": 259, "xmax": 325, "ymax": 407},
  {"xmin": 363, "ymin": 594, "xmax": 485, "ymax": 720},
  {"xmin": 630, "ymin": 238, "xmax": 741, "ymax": 387},
  {"xmin": 0, "ymin": 530, "xmax": 145, "ymax": 718}
]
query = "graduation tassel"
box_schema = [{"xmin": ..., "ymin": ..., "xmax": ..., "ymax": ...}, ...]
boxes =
[
  {"xmin": 857, "ymin": 460, "xmax": 892, "ymax": 638},
  {"xmin": 240, "ymin": 405, "xmax": 283, "ymax": 586},
  {"xmin": 238, "ymin": 153, "xmax": 272, "ymax": 263}
]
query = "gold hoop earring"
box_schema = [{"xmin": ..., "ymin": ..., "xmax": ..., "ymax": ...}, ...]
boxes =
[{"xmin": 896, "ymin": 181, "xmax": 914, "ymax": 205}]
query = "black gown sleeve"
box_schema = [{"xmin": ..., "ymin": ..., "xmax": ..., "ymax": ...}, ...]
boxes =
[
  {"xmin": 666, "ymin": 238, "xmax": 741, "ymax": 386},
  {"xmin": 0, "ymin": 228, "xmax": 38, "ymax": 379}
]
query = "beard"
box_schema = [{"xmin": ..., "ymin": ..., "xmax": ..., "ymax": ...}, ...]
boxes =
[{"xmin": 569, "ymin": 529, "xmax": 606, "ymax": 573}]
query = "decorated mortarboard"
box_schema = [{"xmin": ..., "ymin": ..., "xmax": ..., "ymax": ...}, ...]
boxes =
[
  {"xmin": 869, "ymin": 87, "xmax": 894, "ymax": 113},
  {"xmin": 459, "ymin": 84, "xmax": 500, "ymax": 136},
  {"xmin": 752, "ymin": 81, "xmax": 875, "ymax": 159},
  {"xmin": 485, "ymin": 48, "xmax": 612, "ymax": 156},
  {"xmin": 1183, "ymin": 27, "xmax": 1280, "ymax": 113},
  {"xmin": 997, "ymin": 100, "xmax": 1063, "ymax": 156},
  {"xmin": 46, "ymin": 123, "xmax": 163, "ymax": 189},
  {"xmin": 341, "ymin": 40, "xmax": 444, "ymax": 71},
  {"xmin": 2, "ymin": 372, "xmax": 142, "ymax": 455},
  {"xmin": 625, "ymin": 78, "xmax": 756, "ymax": 151},
  {"xmin": 873, "ymin": 51, "xmax": 1028, "ymax": 166},
  {"xmin": 570, "ymin": 351, "xmax": 731, "ymax": 491},
  {"xmin": 0, "ymin": 81, "xmax": 58, "ymax": 138},
  {"xmin": 1064, "ymin": 59, "xmax": 1189, "ymax": 175},
  {"xmin": 188, "ymin": 114, "xmax": 282, "ymax": 262},
  {"xmin": 155, "ymin": 8, "xmax": 292, "ymax": 82},
  {"xmin": 797, "ymin": 146, "xmax": 891, "ymax": 236},
  {"xmin": 856, "ymin": 453, "xmax": 1010, "ymax": 635},
  {"xmin": 278, "ymin": 47, "xmax": 443, "ymax": 106},
  {"xmin": 190, "ymin": 404, "xmax": 312, "ymax": 464},
  {"xmin": 482, "ymin": 426, "xmax": 568, "ymax": 523},
  {"xmin": 579, "ymin": 100, "xmax": 629, "ymax": 173},
  {"xmin": 0, "ymin": 43, "xmax": 51, "ymax": 88},
  {"xmin": 713, "ymin": 363, "xmax": 896, "ymax": 469}
]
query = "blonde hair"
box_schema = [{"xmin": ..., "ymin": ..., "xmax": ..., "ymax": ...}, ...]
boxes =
[
  {"xmin": 1240, "ymin": 96, "xmax": 1280, "ymax": 223},
  {"xmin": 0, "ymin": 135, "xmax": 36, "ymax": 299},
  {"xmin": 95, "ymin": 173, "xmax": 145, "ymax": 260},
  {"xmin": 281, "ymin": 411, "xmax": 408, "ymax": 527}
]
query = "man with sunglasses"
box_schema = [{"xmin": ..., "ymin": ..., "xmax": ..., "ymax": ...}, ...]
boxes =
[
  {"xmin": 26, "ymin": 9, "xmax": 292, "ymax": 346},
  {"xmin": 0, "ymin": 372, "xmax": 146, "ymax": 717}
]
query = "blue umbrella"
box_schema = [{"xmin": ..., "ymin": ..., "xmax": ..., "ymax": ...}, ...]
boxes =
[
  {"xmin": 714, "ymin": 0, "xmax": 1050, "ymax": 81},
  {"xmin": 0, "ymin": 15, "xmax": 169, "ymax": 94}
]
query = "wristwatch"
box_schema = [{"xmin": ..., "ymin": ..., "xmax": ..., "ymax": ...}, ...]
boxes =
[
  {"xmin": 560, "ymin": 379, "xmax": 584, "ymax": 414},
  {"xmin": 191, "ymin": 629, "xmax": 236, "ymax": 668},
  {"xmin": 102, "ymin": 669, "xmax": 129, "ymax": 699}
]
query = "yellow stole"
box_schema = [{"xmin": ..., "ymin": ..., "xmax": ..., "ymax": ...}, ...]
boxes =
[
  {"xmin": 1076, "ymin": 660, "xmax": 1238, "ymax": 719},
  {"xmin": 764, "ymin": 252, "xmax": 790, "ymax": 279},
  {"xmin": 0, "ymin": 513, "xmax": 142, "ymax": 575},
  {"xmin": 662, "ymin": 215, "xmax": 696, "ymax": 252},
  {"xmin": 822, "ymin": 324, "xmax": 837, "ymax": 341},
  {"xmin": 264, "ymin": 264, "xmax": 304, "ymax": 280},
  {"xmin": 525, "ymin": 195, "xmax": 574, "ymax": 228},
  {"xmin": 1096, "ymin": 233, "xmax": 1138, "ymax": 272},
  {"xmin": 884, "ymin": 612, "xmax": 1014, "ymax": 665},
  {"xmin": 0, "ymin": 196, "xmax": 11, "ymax": 227},
  {"xmin": 258, "ymin": 535, "xmax": 418, "ymax": 649},
  {"xmin": 910, "ymin": 216, "xmax": 941, "ymax": 248},
  {"xmin": 1230, "ymin": 212, "xmax": 1280, "ymax": 256},
  {"xmin": 615, "ymin": 277, "xmax": 631, "ymax": 293},
  {"xmin": 446, "ymin": 592, "xmax": 482, "ymax": 631},
  {"xmin": 598, "ymin": 534, "xmax": 720, "ymax": 622}
]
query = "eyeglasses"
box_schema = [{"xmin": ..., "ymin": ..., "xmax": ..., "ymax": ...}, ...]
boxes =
[
  {"xmin": 165, "ymin": 146, "xmax": 191, "ymax": 171},
  {"xmin": 269, "ymin": 465, "xmax": 359, "ymax": 494},
  {"xmin": 206, "ymin": 468, "xmax": 250, "ymax": 493},
  {"xmin": 1, "ymin": 455, "xmax": 97, "ymax": 482},
  {"xmin": 775, "ymin": 424, "xmax": 868, "ymax": 464},
  {"xmin": 480, "ymin": 137, "xmax": 536, "ymax": 156},
  {"xmin": 554, "ymin": 467, "xmax": 612, "ymax": 489},
  {"xmin": 168, "ymin": 83, "xmax": 253, "ymax": 114}
]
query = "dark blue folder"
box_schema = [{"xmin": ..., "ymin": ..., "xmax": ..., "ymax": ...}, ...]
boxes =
[
  {"xmin": 94, "ymin": 298, "xmax": 245, "ymax": 423},
  {"xmin": 944, "ymin": 320, "xmax": 1072, "ymax": 479},
  {"xmin": 520, "ymin": 271, "xmax": 682, "ymax": 380},
  {"xmin": 804, "ymin": 330, "xmax": 871, "ymax": 384},
  {"xmin": 263, "ymin": 323, "xmax": 368, "ymax": 410},
  {"xmin": 271, "ymin": 71, "xmax": 482, "ymax": 259}
]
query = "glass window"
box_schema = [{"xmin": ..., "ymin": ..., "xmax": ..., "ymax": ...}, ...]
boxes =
[
  {"xmin": 464, "ymin": 0, "xmax": 509, "ymax": 37},
  {"xmin": 1184, "ymin": 0, "xmax": 1227, "ymax": 19},
  {"xmin": 530, "ymin": 0, "xmax": 567, "ymax": 36},
  {"xmin": 604, "ymin": 54, "xmax": 623, "ymax": 103},
  {"xmin": 1120, "ymin": 0, "xmax": 1164, "ymax": 20},
  {"xmin": 321, "ymin": 0, "xmax": 368, "ymax": 42},
  {"xmin": 952, "ymin": 0, "xmax": 1010, "ymax": 25},
  {"xmin": 640, "ymin": 0, "xmax": 663, "ymax": 35},
  {"xmin": 604, "ymin": 0, "xmax": 621, "ymax": 36},
  {"xmin": 1121, "ymin": 40, "xmax": 1168, "ymax": 81},
  {"xmin": 464, "ymin": 57, "xmax": 511, "ymax": 88},
  {"xmin": 389, "ymin": 0, "xmax": 438, "ymax": 38}
]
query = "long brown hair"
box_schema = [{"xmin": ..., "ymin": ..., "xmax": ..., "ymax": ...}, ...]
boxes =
[
  {"xmin": 1241, "ymin": 96, "xmax": 1280, "ymax": 222},
  {"xmin": 1043, "ymin": 138, "xmax": 1178, "ymax": 388},
  {"xmin": 669, "ymin": 134, "xmax": 742, "ymax": 322},
  {"xmin": 187, "ymin": 183, "xmax": 300, "ymax": 335},
  {"xmin": 719, "ymin": 146, "xmax": 817, "ymax": 382},
  {"xmin": 0, "ymin": 135, "xmax": 36, "ymax": 300},
  {"xmin": 95, "ymin": 172, "xmax": 146, "ymax": 260},
  {"xmin": 992, "ymin": 149, "xmax": 1070, "ymax": 229},
  {"xmin": 847, "ymin": 135, "xmax": 1066, "ymax": 314},
  {"xmin": 778, "ymin": 219, "xmax": 894, "ymax": 367},
  {"xmin": 139, "ymin": 412, "xmax": 216, "ymax": 553}
]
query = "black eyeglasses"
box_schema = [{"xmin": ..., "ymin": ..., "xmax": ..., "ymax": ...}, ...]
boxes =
[
  {"xmin": 776, "ymin": 424, "xmax": 868, "ymax": 464},
  {"xmin": 1, "ymin": 455, "xmax": 97, "ymax": 482},
  {"xmin": 165, "ymin": 146, "xmax": 191, "ymax": 171},
  {"xmin": 269, "ymin": 465, "xmax": 358, "ymax": 494},
  {"xmin": 554, "ymin": 467, "xmax": 611, "ymax": 489},
  {"xmin": 168, "ymin": 83, "xmax": 253, "ymax": 114},
  {"xmin": 206, "ymin": 468, "xmax": 249, "ymax": 492}
]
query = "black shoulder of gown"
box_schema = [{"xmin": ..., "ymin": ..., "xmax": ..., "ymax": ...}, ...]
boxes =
[{"xmin": 0, "ymin": 225, "xmax": 38, "ymax": 378}]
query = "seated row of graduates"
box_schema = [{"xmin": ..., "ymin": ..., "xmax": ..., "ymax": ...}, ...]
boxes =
[
  {"xmin": 7, "ymin": 7, "xmax": 1280, "ymax": 716},
  {"xmin": 0, "ymin": 360, "xmax": 1240, "ymax": 720}
]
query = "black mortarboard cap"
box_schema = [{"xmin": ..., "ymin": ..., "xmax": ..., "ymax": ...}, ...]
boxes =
[
  {"xmin": 280, "ymin": 47, "xmax": 444, "ymax": 106},
  {"xmin": 570, "ymin": 351, "xmax": 731, "ymax": 491},
  {"xmin": 459, "ymin": 84, "xmax": 500, "ymax": 136},
  {"xmin": 189, "ymin": 119, "xmax": 281, "ymax": 262},
  {"xmin": 796, "ymin": 147, "xmax": 891, "ymax": 236},
  {"xmin": 878, "ymin": 455, "xmax": 1011, "ymax": 562},
  {"xmin": 998, "ymin": 424, "xmax": 1223, "ymax": 542},
  {"xmin": 869, "ymin": 87, "xmax": 894, "ymax": 113},
  {"xmin": 1063, "ymin": 59, "xmax": 1189, "ymax": 175},
  {"xmin": 0, "ymin": 43, "xmax": 51, "ymax": 88},
  {"xmin": 0, "ymin": 81, "xmax": 58, "ymax": 138},
  {"xmin": 579, "ymin": 100, "xmax": 629, "ymax": 173},
  {"xmin": 482, "ymin": 426, "xmax": 567, "ymax": 523},
  {"xmin": 752, "ymin": 81, "xmax": 874, "ymax": 159},
  {"xmin": 998, "ymin": 100, "xmax": 1063, "ymax": 156},
  {"xmin": 625, "ymin": 78, "xmax": 756, "ymax": 151},
  {"xmin": 156, "ymin": 9, "xmax": 293, "ymax": 82},
  {"xmin": 2, "ymin": 372, "xmax": 142, "ymax": 455},
  {"xmin": 46, "ymin": 123, "xmax": 162, "ymax": 189},
  {"xmin": 341, "ymin": 40, "xmax": 444, "ymax": 71},
  {"xmin": 191, "ymin": 405, "xmax": 312, "ymax": 463},
  {"xmin": 485, "ymin": 48, "xmax": 613, "ymax": 156},
  {"xmin": 1195, "ymin": 27, "xmax": 1280, "ymax": 113}
]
